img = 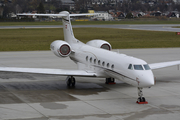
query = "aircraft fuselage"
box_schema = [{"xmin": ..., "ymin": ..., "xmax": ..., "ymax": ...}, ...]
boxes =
[{"xmin": 70, "ymin": 42, "xmax": 155, "ymax": 88}]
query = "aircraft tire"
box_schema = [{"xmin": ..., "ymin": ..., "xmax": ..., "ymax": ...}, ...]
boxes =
[
  {"xmin": 138, "ymin": 97, "xmax": 146, "ymax": 102},
  {"xmin": 71, "ymin": 77, "xmax": 76, "ymax": 87},
  {"xmin": 67, "ymin": 77, "xmax": 76, "ymax": 87},
  {"xmin": 67, "ymin": 79, "xmax": 71, "ymax": 87},
  {"xmin": 105, "ymin": 78, "xmax": 115, "ymax": 84},
  {"xmin": 142, "ymin": 97, "xmax": 146, "ymax": 102}
]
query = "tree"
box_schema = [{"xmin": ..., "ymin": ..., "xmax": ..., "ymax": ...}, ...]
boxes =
[
  {"xmin": 126, "ymin": 12, "xmax": 133, "ymax": 19},
  {"xmin": 74, "ymin": 0, "xmax": 89, "ymax": 12},
  {"xmin": 44, "ymin": 0, "xmax": 62, "ymax": 13},
  {"xmin": 37, "ymin": 2, "xmax": 45, "ymax": 13}
]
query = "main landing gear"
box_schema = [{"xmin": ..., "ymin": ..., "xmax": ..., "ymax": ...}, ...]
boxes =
[
  {"xmin": 136, "ymin": 87, "xmax": 148, "ymax": 104},
  {"xmin": 105, "ymin": 78, "xmax": 116, "ymax": 84},
  {"xmin": 66, "ymin": 76, "xmax": 76, "ymax": 87}
]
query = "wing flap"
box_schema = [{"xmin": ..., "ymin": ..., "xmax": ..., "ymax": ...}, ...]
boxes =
[
  {"xmin": 149, "ymin": 60, "xmax": 180, "ymax": 70},
  {"xmin": 0, "ymin": 67, "xmax": 96, "ymax": 77}
]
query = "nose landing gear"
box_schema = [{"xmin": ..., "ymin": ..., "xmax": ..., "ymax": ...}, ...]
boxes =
[{"xmin": 136, "ymin": 87, "xmax": 148, "ymax": 104}]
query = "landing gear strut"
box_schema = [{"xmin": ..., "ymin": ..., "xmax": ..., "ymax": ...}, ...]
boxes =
[
  {"xmin": 105, "ymin": 78, "xmax": 116, "ymax": 84},
  {"xmin": 66, "ymin": 76, "xmax": 76, "ymax": 87},
  {"xmin": 136, "ymin": 87, "xmax": 148, "ymax": 104}
]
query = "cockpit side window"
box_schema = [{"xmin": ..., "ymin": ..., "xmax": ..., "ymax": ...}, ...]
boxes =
[
  {"xmin": 134, "ymin": 65, "xmax": 144, "ymax": 70},
  {"xmin": 143, "ymin": 64, "xmax": 151, "ymax": 70},
  {"xmin": 128, "ymin": 64, "xmax": 133, "ymax": 70}
]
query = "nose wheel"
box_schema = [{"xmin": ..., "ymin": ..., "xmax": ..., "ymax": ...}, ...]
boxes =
[{"xmin": 136, "ymin": 87, "xmax": 148, "ymax": 104}]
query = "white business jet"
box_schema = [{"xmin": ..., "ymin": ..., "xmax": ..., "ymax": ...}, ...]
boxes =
[{"xmin": 0, "ymin": 11, "xmax": 180, "ymax": 104}]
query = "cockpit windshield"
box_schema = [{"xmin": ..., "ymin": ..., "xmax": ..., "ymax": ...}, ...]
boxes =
[
  {"xmin": 128, "ymin": 64, "xmax": 151, "ymax": 70},
  {"xmin": 134, "ymin": 65, "xmax": 144, "ymax": 70},
  {"xmin": 143, "ymin": 64, "xmax": 151, "ymax": 70},
  {"xmin": 128, "ymin": 64, "xmax": 133, "ymax": 70}
]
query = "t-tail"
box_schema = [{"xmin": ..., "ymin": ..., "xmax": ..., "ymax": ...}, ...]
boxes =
[
  {"xmin": 60, "ymin": 11, "xmax": 76, "ymax": 44},
  {"xmin": 17, "ymin": 11, "xmax": 96, "ymax": 44},
  {"xmin": 61, "ymin": 11, "xmax": 97, "ymax": 44}
]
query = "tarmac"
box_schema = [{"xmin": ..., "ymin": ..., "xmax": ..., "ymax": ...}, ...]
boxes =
[{"xmin": 0, "ymin": 48, "xmax": 180, "ymax": 120}]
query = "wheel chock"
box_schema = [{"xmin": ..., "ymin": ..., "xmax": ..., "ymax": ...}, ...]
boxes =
[
  {"xmin": 108, "ymin": 82, "xmax": 116, "ymax": 84},
  {"xmin": 136, "ymin": 101, "xmax": 148, "ymax": 104}
]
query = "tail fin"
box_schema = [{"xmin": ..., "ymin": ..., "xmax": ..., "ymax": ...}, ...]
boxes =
[
  {"xmin": 17, "ymin": 12, "xmax": 96, "ymax": 44},
  {"xmin": 60, "ymin": 11, "xmax": 76, "ymax": 44}
]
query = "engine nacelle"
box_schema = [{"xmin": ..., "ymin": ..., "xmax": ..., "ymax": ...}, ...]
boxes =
[
  {"xmin": 50, "ymin": 40, "xmax": 71, "ymax": 57},
  {"xmin": 86, "ymin": 39, "xmax": 112, "ymax": 51}
]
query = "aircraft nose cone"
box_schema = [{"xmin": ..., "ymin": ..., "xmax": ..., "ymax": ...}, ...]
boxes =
[
  {"xmin": 138, "ymin": 72, "xmax": 155, "ymax": 87},
  {"xmin": 146, "ymin": 76, "xmax": 154, "ymax": 86}
]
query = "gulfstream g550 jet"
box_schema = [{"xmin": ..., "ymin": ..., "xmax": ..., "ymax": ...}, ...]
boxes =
[{"xmin": 0, "ymin": 11, "xmax": 180, "ymax": 104}]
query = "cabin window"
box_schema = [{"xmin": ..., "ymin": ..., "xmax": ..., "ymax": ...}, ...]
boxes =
[
  {"xmin": 94, "ymin": 59, "xmax": 96, "ymax": 64},
  {"xmin": 128, "ymin": 64, "xmax": 133, "ymax": 70},
  {"xmin": 107, "ymin": 63, "xmax": 109, "ymax": 68},
  {"xmin": 144, "ymin": 64, "xmax": 151, "ymax": 70},
  {"xmin": 102, "ymin": 61, "xmax": 105, "ymax": 66},
  {"xmin": 90, "ymin": 57, "xmax": 92, "ymax": 63},
  {"xmin": 98, "ymin": 60, "xmax": 101, "ymax": 65},
  {"xmin": 86, "ymin": 56, "xmax": 88, "ymax": 61},
  {"xmin": 111, "ymin": 64, "xmax": 114, "ymax": 69},
  {"xmin": 134, "ymin": 65, "xmax": 144, "ymax": 70}
]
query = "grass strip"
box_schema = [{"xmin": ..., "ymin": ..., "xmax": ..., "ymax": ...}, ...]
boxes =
[
  {"xmin": 0, "ymin": 20, "xmax": 180, "ymax": 26},
  {"xmin": 0, "ymin": 28, "xmax": 179, "ymax": 51}
]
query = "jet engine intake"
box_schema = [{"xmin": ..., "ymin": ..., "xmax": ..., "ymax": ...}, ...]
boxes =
[
  {"xmin": 50, "ymin": 40, "xmax": 71, "ymax": 57},
  {"xmin": 86, "ymin": 39, "xmax": 112, "ymax": 50}
]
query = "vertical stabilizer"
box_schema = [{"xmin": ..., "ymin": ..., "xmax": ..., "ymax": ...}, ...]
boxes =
[{"xmin": 60, "ymin": 11, "xmax": 76, "ymax": 44}]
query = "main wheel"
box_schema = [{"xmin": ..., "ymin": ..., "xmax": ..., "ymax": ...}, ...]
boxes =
[
  {"xmin": 67, "ymin": 78, "xmax": 71, "ymax": 87},
  {"xmin": 105, "ymin": 78, "xmax": 110, "ymax": 84},
  {"xmin": 71, "ymin": 77, "xmax": 76, "ymax": 87},
  {"xmin": 66, "ymin": 76, "xmax": 76, "ymax": 87},
  {"xmin": 105, "ymin": 78, "xmax": 115, "ymax": 84}
]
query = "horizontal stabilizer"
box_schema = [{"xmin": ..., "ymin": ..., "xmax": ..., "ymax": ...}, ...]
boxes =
[
  {"xmin": 17, "ymin": 13, "xmax": 97, "ymax": 17},
  {"xmin": 17, "ymin": 13, "xmax": 67, "ymax": 17},
  {"xmin": 70, "ymin": 13, "xmax": 97, "ymax": 16}
]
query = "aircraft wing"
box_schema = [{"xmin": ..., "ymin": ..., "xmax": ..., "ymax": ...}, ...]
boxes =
[
  {"xmin": 0, "ymin": 67, "xmax": 96, "ymax": 77},
  {"xmin": 149, "ymin": 60, "xmax": 180, "ymax": 70}
]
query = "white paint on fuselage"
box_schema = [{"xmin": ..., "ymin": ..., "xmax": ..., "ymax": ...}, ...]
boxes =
[{"xmin": 70, "ymin": 42, "xmax": 154, "ymax": 88}]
